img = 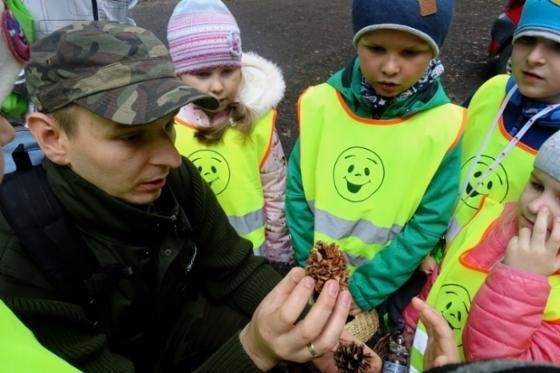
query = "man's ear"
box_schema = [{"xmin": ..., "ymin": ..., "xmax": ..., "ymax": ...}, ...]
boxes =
[{"xmin": 26, "ymin": 112, "xmax": 70, "ymax": 165}]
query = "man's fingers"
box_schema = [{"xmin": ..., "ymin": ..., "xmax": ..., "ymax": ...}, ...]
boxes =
[
  {"xmin": 292, "ymin": 280, "xmax": 348, "ymax": 350},
  {"xmin": 308, "ymin": 293, "xmax": 352, "ymax": 353},
  {"xmin": 261, "ymin": 267, "xmax": 307, "ymax": 312},
  {"xmin": 271, "ymin": 268, "xmax": 315, "ymax": 326}
]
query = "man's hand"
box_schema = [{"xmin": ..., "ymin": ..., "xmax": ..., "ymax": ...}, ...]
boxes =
[
  {"xmin": 411, "ymin": 297, "xmax": 459, "ymax": 371},
  {"xmin": 504, "ymin": 207, "xmax": 560, "ymax": 276},
  {"xmin": 239, "ymin": 267, "xmax": 352, "ymax": 371}
]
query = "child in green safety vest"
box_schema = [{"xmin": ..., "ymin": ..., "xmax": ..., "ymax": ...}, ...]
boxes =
[
  {"xmin": 167, "ymin": 0, "xmax": 293, "ymax": 272},
  {"xmin": 404, "ymin": 129, "xmax": 560, "ymax": 369},
  {"xmin": 286, "ymin": 0, "xmax": 465, "ymax": 328},
  {"xmin": 447, "ymin": 0, "xmax": 560, "ymax": 242}
]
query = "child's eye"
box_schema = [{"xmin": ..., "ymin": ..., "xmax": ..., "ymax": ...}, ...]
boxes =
[
  {"xmin": 221, "ymin": 68, "xmax": 236, "ymax": 76},
  {"xmin": 194, "ymin": 71, "xmax": 211, "ymax": 79},
  {"xmin": 530, "ymin": 181, "xmax": 544, "ymax": 192},
  {"xmin": 401, "ymin": 49, "xmax": 424, "ymax": 58},
  {"xmin": 516, "ymin": 36, "xmax": 537, "ymax": 46},
  {"xmin": 367, "ymin": 45, "xmax": 385, "ymax": 53}
]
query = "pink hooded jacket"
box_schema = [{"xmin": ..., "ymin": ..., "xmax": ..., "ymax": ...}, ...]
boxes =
[{"xmin": 403, "ymin": 203, "xmax": 560, "ymax": 363}]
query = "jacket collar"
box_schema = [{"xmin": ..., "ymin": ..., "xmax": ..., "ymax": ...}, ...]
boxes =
[{"xmin": 44, "ymin": 160, "xmax": 181, "ymax": 245}]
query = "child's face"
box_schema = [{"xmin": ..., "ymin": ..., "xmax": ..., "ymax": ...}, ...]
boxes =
[
  {"xmin": 179, "ymin": 67, "xmax": 242, "ymax": 112},
  {"xmin": 512, "ymin": 36, "xmax": 560, "ymax": 103},
  {"xmin": 518, "ymin": 168, "xmax": 560, "ymax": 233},
  {"xmin": 356, "ymin": 29, "xmax": 432, "ymax": 97}
]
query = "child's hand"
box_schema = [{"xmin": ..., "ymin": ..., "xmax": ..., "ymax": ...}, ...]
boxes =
[
  {"xmin": 420, "ymin": 255, "xmax": 437, "ymax": 275},
  {"xmin": 504, "ymin": 207, "xmax": 560, "ymax": 276},
  {"xmin": 411, "ymin": 297, "xmax": 459, "ymax": 371}
]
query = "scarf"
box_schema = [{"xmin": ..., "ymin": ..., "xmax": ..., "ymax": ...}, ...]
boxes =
[{"xmin": 360, "ymin": 58, "xmax": 444, "ymax": 113}]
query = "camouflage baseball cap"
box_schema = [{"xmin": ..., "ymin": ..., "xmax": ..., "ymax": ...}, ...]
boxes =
[{"xmin": 25, "ymin": 21, "xmax": 218, "ymax": 125}]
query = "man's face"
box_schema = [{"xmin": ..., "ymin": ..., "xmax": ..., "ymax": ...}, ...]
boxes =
[
  {"xmin": 0, "ymin": 115, "xmax": 16, "ymax": 183},
  {"xmin": 58, "ymin": 107, "xmax": 182, "ymax": 205}
]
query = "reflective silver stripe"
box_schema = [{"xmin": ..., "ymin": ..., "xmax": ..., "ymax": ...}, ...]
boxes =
[
  {"xmin": 315, "ymin": 208, "xmax": 403, "ymax": 245},
  {"xmin": 345, "ymin": 252, "xmax": 370, "ymax": 267},
  {"xmin": 253, "ymin": 243, "xmax": 265, "ymax": 256},
  {"xmin": 446, "ymin": 216, "xmax": 460, "ymax": 241},
  {"xmin": 228, "ymin": 208, "xmax": 264, "ymax": 235}
]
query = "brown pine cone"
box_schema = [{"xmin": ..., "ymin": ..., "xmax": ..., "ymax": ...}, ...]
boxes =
[
  {"xmin": 305, "ymin": 241, "xmax": 349, "ymax": 294},
  {"xmin": 334, "ymin": 341, "xmax": 372, "ymax": 373}
]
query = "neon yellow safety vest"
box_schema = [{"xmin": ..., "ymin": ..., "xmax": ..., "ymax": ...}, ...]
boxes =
[
  {"xmin": 410, "ymin": 198, "xmax": 560, "ymax": 372},
  {"xmin": 174, "ymin": 111, "xmax": 276, "ymax": 254},
  {"xmin": 0, "ymin": 301, "xmax": 80, "ymax": 372},
  {"xmin": 299, "ymin": 84, "xmax": 465, "ymax": 270},
  {"xmin": 448, "ymin": 75, "xmax": 537, "ymax": 240}
]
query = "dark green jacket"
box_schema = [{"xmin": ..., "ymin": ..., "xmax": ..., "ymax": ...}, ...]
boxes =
[
  {"xmin": 286, "ymin": 57, "xmax": 463, "ymax": 311},
  {"xmin": 0, "ymin": 158, "xmax": 281, "ymax": 372}
]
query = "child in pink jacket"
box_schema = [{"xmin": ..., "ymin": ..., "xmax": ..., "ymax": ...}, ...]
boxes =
[{"xmin": 404, "ymin": 129, "xmax": 560, "ymax": 369}]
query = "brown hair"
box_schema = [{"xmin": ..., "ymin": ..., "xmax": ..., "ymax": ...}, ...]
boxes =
[
  {"xmin": 50, "ymin": 104, "xmax": 78, "ymax": 138},
  {"xmin": 195, "ymin": 101, "xmax": 256, "ymax": 144}
]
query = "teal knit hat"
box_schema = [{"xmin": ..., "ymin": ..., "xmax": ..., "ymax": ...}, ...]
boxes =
[{"xmin": 513, "ymin": 0, "xmax": 560, "ymax": 44}]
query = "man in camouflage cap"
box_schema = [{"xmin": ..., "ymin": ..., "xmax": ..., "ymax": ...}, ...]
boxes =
[{"xmin": 0, "ymin": 21, "xmax": 362, "ymax": 372}]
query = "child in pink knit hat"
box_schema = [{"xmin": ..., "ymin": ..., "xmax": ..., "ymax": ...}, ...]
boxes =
[{"xmin": 167, "ymin": 0, "xmax": 294, "ymax": 272}]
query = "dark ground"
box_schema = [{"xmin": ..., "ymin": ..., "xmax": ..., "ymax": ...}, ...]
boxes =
[{"xmin": 134, "ymin": 0, "xmax": 506, "ymax": 154}]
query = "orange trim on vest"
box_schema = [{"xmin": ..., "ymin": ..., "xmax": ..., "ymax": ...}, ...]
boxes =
[
  {"xmin": 448, "ymin": 109, "xmax": 467, "ymax": 151},
  {"xmin": 259, "ymin": 110, "xmax": 277, "ymax": 170},
  {"xmin": 335, "ymin": 90, "xmax": 414, "ymax": 124},
  {"xmin": 174, "ymin": 116, "xmax": 197, "ymax": 129},
  {"xmin": 497, "ymin": 114, "xmax": 538, "ymax": 155}
]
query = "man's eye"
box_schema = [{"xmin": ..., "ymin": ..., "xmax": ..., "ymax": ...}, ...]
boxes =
[{"xmin": 121, "ymin": 133, "xmax": 142, "ymax": 142}]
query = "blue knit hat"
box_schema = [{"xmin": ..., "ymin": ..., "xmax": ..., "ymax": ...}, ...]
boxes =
[
  {"xmin": 352, "ymin": 0, "xmax": 455, "ymax": 57},
  {"xmin": 513, "ymin": 0, "xmax": 560, "ymax": 44}
]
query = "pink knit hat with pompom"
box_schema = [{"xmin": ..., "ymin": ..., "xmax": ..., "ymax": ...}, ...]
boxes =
[{"xmin": 167, "ymin": 0, "xmax": 242, "ymax": 75}]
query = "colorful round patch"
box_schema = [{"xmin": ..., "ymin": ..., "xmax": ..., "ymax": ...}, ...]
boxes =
[
  {"xmin": 1, "ymin": 7, "xmax": 29, "ymax": 63},
  {"xmin": 189, "ymin": 149, "xmax": 231, "ymax": 195},
  {"xmin": 332, "ymin": 146, "xmax": 385, "ymax": 202},
  {"xmin": 460, "ymin": 155, "xmax": 509, "ymax": 209}
]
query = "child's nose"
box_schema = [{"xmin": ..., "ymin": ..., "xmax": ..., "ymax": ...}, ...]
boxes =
[
  {"xmin": 381, "ymin": 55, "xmax": 399, "ymax": 76},
  {"xmin": 209, "ymin": 78, "xmax": 224, "ymax": 94},
  {"xmin": 528, "ymin": 193, "xmax": 553, "ymax": 214},
  {"xmin": 526, "ymin": 43, "xmax": 546, "ymax": 65}
]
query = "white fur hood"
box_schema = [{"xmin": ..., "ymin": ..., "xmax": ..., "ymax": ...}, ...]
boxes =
[{"xmin": 238, "ymin": 51, "xmax": 286, "ymax": 119}]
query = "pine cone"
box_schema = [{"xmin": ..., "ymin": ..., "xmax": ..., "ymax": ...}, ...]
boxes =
[
  {"xmin": 334, "ymin": 341, "xmax": 372, "ymax": 373},
  {"xmin": 305, "ymin": 241, "xmax": 349, "ymax": 294}
]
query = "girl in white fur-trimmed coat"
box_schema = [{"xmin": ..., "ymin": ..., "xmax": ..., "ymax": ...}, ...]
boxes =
[{"xmin": 167, "ymin": 0, "xmax": 293, "ymax": 270}]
